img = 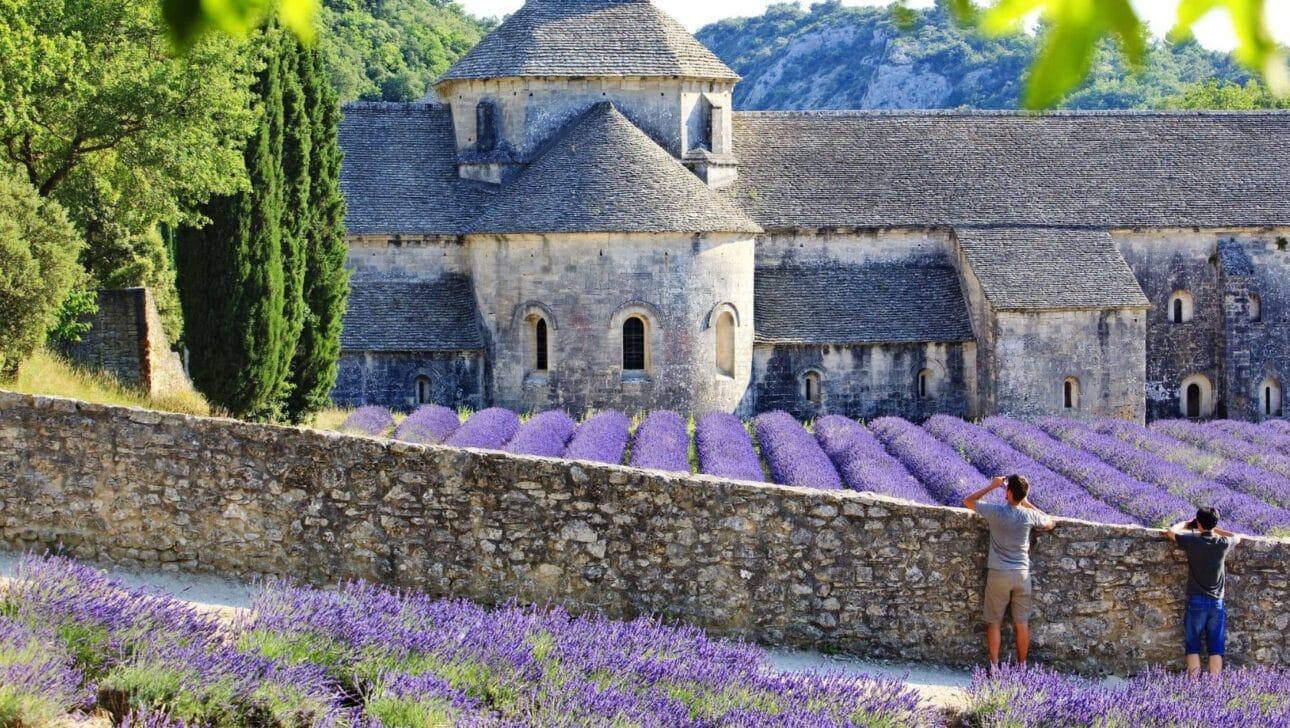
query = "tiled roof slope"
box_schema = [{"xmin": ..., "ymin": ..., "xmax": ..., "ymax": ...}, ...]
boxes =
[
  {"xmin": 755, "ymin": 265, "xmax": 976, "ymax": 345},
  {"xmin": 467, "ymin": 103, "xmax": 762, "ymax": 234},
  {"xmin": 339, "ymin": 103, "xmax": 490, "ymax": 236},
  {"xmin": 728, "ymin": 111, "xmax": 1290, "ymax": 230},
  {"xmin": 341, "ymin": 276, "xmax": 484, "ymax": 351},
  {"xmin": 438, "ymin": 0, "xmax": 738, "ymax": 82},
  {"xmin": 956, "ymin": 228, "xmax": 1149, "ymax": 311}
]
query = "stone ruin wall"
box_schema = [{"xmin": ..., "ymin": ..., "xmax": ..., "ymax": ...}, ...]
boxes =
[
  {"xmin": 1, "ymin": 391, "xmax": 1286, "ymax": 676},
  {"xmin": 54, "ymin": 288, "xmax": 191, "ymax": 399}
]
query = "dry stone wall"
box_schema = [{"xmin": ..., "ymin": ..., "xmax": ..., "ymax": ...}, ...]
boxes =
[{"xmin": 0, "ymin": 391, "xmax": 1286, "ymax": 676}]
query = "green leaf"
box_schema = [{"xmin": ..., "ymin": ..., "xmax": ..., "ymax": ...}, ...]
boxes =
[{"xmin": 1172, "ymin": 0, "xmax": 1287, "ymax": 94}]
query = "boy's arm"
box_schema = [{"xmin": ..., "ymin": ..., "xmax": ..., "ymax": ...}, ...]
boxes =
[
  {"xmin": 1213, "ymin": 527, "xmax": 1240, "ymax": 544},
  {"xmin": 1018, "ymin": 498, "xmax": 1056, "ymax": 530},
  {"xmin": 1162, "ymin": 520, "xmax": 1192, "ymax": 543},
  {"xmin": 963, "ymin": 476, "xmax": 1005, "ymax": 512}
]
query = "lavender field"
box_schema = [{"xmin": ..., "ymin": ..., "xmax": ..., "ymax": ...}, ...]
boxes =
[{"xmin": 341, "ymin": 408, "xmax": 1290, "ymax": 537}]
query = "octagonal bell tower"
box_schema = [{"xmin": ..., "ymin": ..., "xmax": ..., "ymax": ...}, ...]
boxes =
[{"xmin": 432, "ymin": 0, "xmax": 740, "ymax": 187}]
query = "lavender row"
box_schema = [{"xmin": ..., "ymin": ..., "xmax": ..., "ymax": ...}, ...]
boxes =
[
  {"xmin": 564, "ymin": 410, "xmax": 632, "ymax": 465},
  {"xmin": 985, "ymin": 417, "xmax": 1193, "ymax": 528},
  {"xmin": 338, "ymin": 405, "xmax": 395, "ymax": 437},
  {"xmin": 445, "ymin": 407, "xmax": 521, "ymax": 450},
  {"xmin": 924, "ymin": 416, "xmax": 1133, "ymax": 524},
  {"xmin": 1267, "ymin": 419, "xmax": 1290, "ymax": 438},
  {"xmin": 813, "ymin": 415, "xmax": 936, "ymax": 504},
  {"xmin": 695, "ymin": 412, "xmax": 765, "ymax": 482},
  {"xmin": 1213, "ymin": 419, "xmax": 1290, "ymax": 457},
  {"xmin": 505, "ymin": 410, "xmax": 578, "ymax": 457},
  {"xmin": 630, "ymin": 410, "xmax": 691, "ymax": 473},
  {"xmin": 1097, "ymin": 419, "xmax": 1290, "ymax": 512},
  {"xmin": 392, "ymin": 403, "xmax": 461, "ymax": 444},
  {"xmin": 753, "ymin": 411, "xmax": 843, "ymax": 489},
  {"xmin": 870, "ymin": 417, "xmax": 987, "ymax": 505},
  {"xmin": 1152, "ymin": 419, "xmax": 1290, "ymax": 506},
  {"xmin": 1040, "ymin": 418, "xmax": 1290, "ymax": 536}
]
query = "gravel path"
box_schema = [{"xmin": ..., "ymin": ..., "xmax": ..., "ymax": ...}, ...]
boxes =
[{"xmin": 0, "ymin": 550, "xmax": 972, "ymax": 710}]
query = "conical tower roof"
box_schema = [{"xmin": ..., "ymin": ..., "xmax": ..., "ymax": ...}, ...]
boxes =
[
  {"xmin": 467, "ymin": 103, "xmax": 760, "ymax": 235},
  {"xmin": 438, "ymin": 0, "xmax": 738, "ymax": 83}
]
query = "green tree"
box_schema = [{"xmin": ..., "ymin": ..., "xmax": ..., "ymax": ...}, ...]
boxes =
[
  {"xmin": 0, "ymin": 172, "xmax": 84, "ymax": 380},
  {"xmin": 176, "ymin": 33, "xmax": 287, "ymax": 418},
  {"xmin": 1165, "ymin": 78, "xmax": 1290, "ymax": 109},
  {"xmin": 0, "ymin": 0, "xmax": 257, "ymax": 344},
  {"xmin": 273, "ymin": 34, "xmax": 312, "ymax": 415},
  {"xmin": 286, "ymin": 42, "xmax": 350, "ymax": 423}
]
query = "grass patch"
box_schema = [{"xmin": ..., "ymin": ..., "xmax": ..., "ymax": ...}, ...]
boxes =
[{"xmin": 9, "ymin": 349, "xmax": 210, "ymax": 417}]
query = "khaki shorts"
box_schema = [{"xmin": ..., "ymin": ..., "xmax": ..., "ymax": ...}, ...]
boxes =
[{"xmin": 983, "ymin": 569, "xmax": 1035, "ymax": 625}]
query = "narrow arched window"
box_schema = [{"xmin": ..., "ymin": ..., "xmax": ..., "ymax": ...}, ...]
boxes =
[
  {"xmin": 415, "ymin": 376, "xmax": 432, "ymax": 405},
  {"xmin": 1064, "ymin": 377, "xmax": 1079, "ymax": 409},
  {"xmin": 534, "ymin": 318, "xmax": 549, "ymax": 371},
  {"xmin": 918, "ymin": 368, "xmax": 932, "ymax": 399},
  {"xmin": 623, "ymin": 317, "xmax": 646, "ymax": 371},
  {"xmin": 1250, "ymin": 293, "xmax": 1262, "ymax": 322},
  {"xmin": 1169, "ymin": 290, "xmax": 1193, "ymax": 324},
  {"xmin": 476, "ymin": 100, "xmax": 498, "ymax": 152},
  {"xmin": 715, "ymin": 311, "xmax": 735, "ymax": 377},
  {"xmin": 804, "ymin": 371, "xmax": 822, "ymax": 404}
]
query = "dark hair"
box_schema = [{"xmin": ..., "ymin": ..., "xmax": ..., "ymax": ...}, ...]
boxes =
[
  {"xmin": 1190, "ymin": 507, "xmax": 1220, "ymax": 531},
  {"xmin": 1006, "ymin": 474, "xmax": 1030, "ymax": 503}
]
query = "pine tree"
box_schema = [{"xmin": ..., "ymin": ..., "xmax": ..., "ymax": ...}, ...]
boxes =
[
  {"xmin": 176, "ymin": 33, "xmax": 287, "ymax": 418},
  {"xmin": 286, "ymin": 41, "xmax": 350, "ymax": 423}
]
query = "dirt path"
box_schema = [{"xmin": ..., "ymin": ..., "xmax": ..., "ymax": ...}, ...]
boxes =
[{"xmin": 0, "ymin": 550, "xmax": 972, "ymax": 710}]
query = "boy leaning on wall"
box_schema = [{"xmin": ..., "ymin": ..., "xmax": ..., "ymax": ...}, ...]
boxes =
[{"xmin": 1163, "ymin": 507, "xmax": 1239, "ymax": 677}]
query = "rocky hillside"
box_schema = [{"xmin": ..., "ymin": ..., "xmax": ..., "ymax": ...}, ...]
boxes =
[{"xmin": 695, "ymin": 1, "xmax": 1251, "ymax": 110}]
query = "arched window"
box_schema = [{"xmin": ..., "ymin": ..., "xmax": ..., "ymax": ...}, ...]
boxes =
[
  {"xmin": 1261, "ymin": 378, "xmax": 1283, "ymax": 417},
  {"xmin": 1169, "ymin": 290, "xmax": 1194, "ymax": 324},
  {"xmin": 1064, "ymin": 377, "xmax": 1080, "ymax": 409},
  {"xmin": 1249, "ymin": 293, "xmax": 1262, "ymax": 322},
  {"xmin": 715, "ymin": 311, "xmax": 735, "ymax": 377},
  {"xmin": 803, "ymin": 371, "xmax": 822, "ymax": 404},
  {"xmin": 622, "ymin": 317, "xmax": 646, "ymax": 371},
  {"xmin": 1180, "ymin": 374, "xmax": 1214, "ymax": 419},
  {"xmin": 415, "ymin": 376, "xmax": 432, "ymax": 405},
  {"xmin": 918, "ymin": 368, "xmax": 933, "ymax": 399},
  {"xmin": 534, "ymin": 318, "xmax": 549, "ymax": 371},
  {"xmin": 476, "ymin": 100, "xmax": 498, "ymax": 152}
]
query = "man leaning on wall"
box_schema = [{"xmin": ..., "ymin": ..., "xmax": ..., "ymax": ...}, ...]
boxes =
[
  {"xmin": 1163, "ymin": 507, "xmax": 1239, "ymax": 677},
  {"xmin": 964, "ymin": 474, "xmax": 1056, "ymax": 674}
]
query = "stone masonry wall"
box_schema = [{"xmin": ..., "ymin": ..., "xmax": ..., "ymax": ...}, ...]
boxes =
[
  {"xmin": 1, "ymin": 391, "xmax": 1287, "ymax": 676},
  {"xmin": 55, "ymin": 288, "xmax": 191, "ymax": 399}
]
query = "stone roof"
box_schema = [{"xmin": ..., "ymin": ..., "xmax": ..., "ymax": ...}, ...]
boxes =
[
  {"xmin": 727, "ymin": 110, "xmax": 1290, "ymax": 230},
  {"xmin": 955, "ymin": 228, "xmax": 1149, "ymax": 311},
  {"xmin": 467, "ymin": 103, "xmax": 762, "ymax": 235},
  {"xmin": 755, "ymin": 265, "xmax": 976, "ymax": 345},
  {"xmin": 341, "ymin": 276, "xmax": 484, "ymax": 352},
  {"xmin": 438, "ymin": 0, "xmax": 738, "ymax": 83},
  {"xmin": 339, "ymin": 103, "xmax": 490, "ymax": 236}
]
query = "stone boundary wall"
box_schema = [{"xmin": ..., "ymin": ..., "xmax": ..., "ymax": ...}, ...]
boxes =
[
  {"xmin": 1, "ymin": 391, "xmax": 1286, "ymax": 675},
  {"xmin": 55, "ymin": 288, "xmax": 191, "ymax": 398}
]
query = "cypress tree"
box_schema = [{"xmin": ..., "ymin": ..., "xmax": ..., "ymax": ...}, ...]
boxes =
[
  {"xmin": 285, "ymin": 42, "xmax": 350, "ymax": 423},
  {"xmin": 270, "ymin": 31, "xmax": 311, "ymax": 416},
  {"xmin": 176, "ymin": 33, "xmax": 286, "ymax": 418}
]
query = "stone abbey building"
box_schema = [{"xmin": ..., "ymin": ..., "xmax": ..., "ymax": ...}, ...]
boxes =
[{"xmin": 333, "ymin": 0, "xmax": 1290, "ymax": 423}]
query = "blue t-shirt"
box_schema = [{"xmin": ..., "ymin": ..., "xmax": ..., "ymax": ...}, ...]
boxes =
[{"xmin": 976, "ymin": 503, "xmax": 1053, "ymax": 571}]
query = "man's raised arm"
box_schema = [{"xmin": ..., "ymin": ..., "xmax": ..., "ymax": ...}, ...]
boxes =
[
  {"xmin": 1162, "ymin": 520, "xmax": 1191, "ymax": 543},
  {"xmin": 963, "ymin": 476, "xmax": 1005, "ymax": 512}
]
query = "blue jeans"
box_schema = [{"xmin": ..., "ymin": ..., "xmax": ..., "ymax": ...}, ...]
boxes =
[{"xmin": 1183, "ymin": 595, "xmax": 1226, "ymax": 656}]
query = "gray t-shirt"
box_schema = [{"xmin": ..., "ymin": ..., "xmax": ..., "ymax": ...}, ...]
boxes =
[
  {"xmin": 976, "ymin": 502, "xmax": 1053, "ymax": 571},
  {"xmin": 1176, "ymin": 532, "xmax": 1234, "ymax": 600}
]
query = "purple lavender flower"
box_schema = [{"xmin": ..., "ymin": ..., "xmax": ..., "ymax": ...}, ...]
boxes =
[
  {"xmin": 444, "ymin": 407, "xmax": 521, "ymax": 450},
  {"xmin": 339, "ymin": 406, "xmax": 396, "ymax": 437},
  {"xmin": 813, "ymin": 415, "xmax": 934, "ymax": 503},
  {"xmin": 1148, "ymin": 419, "xmax": 1290, "ymax": 508},
  {"xmin": 1214, "ymin": 419, "xmax": 1290, "ymax": 458},
  {"xmin": 695, "ymin": 412, "xmax": 765, "ymax": 482},
  {"xmin": 629, "ymin": 411, "xmax": 691, "ymax": 473},
  {"xmin": 1041, "ymin": 418, "xmax": 1290, "ymax": 536},
  {"xmin": 925, "ymin": 416, "xmax": 1134, "ymax": 524},
  {"xmin": 564, "ymin": 410, "xmax": 632, "ymax": 465},
  {"xmin": 985, "ymin": 416, "xmax": 1193, "ymax": 528},
  {"xmin": 504, "ymin": 410, "xmax": 578, "ymax": 458},
  {"xmin": 752, "ymin": 411, "xmax": 842, "ymax": 489},
  {"xmin": 392, "ymin": 404, "xmax": 461, "ymax": 445},
  {"xmin": 0, "ymin": 617, "xmax": 90, "ymax": 724},
  {"xmin": 1267, "ymin": 419, "xmax": 1290, "ymax": 438},
  {"xmin": 870, "ymin": 416, "xmax": 987, "ymax": 505}
]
